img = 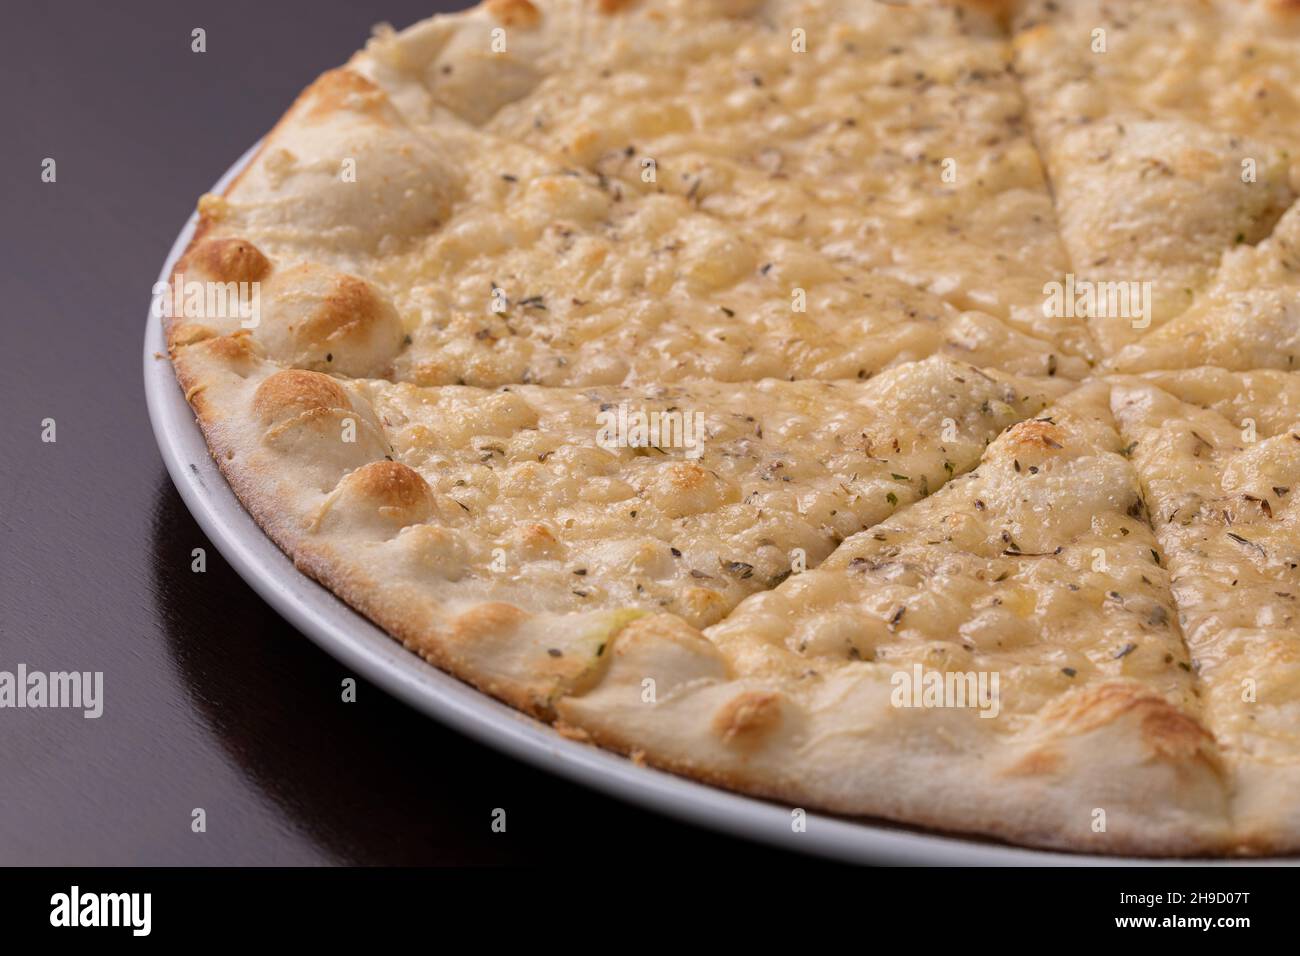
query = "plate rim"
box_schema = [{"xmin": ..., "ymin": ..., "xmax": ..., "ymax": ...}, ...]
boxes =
[{"xmin": 143, "ymin": 141, "xmax": 1292, "ymax": 868}]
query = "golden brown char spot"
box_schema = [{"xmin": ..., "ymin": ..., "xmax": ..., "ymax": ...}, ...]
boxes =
[
  {"xmin": 447, "ymin": 602, "xmax": 530, "ymax": 645},
  {"xmin": 947, "ymin": 0, "xmax": 1014, "ymax": 24},
  {"xmin": 298, "ymin": 272, "xmax": 392, "ymax": 346},
  {"xmin": 169, "ymin": 323, "xmax": 216, "ymax": 347},
  {"xmin": 1044, "ymin": 682, "xmax": 1221, "ymax": 771},
  {"xmin": 663, "ymin": 461, "xmax": 711, "ymax": 491},
  {"xmin": 596, "ymin": 0, "xmax": 639, "ymax": 14},
  {"xmin": 252, "ymin": 368, "xmax": 350, "ymax": 427},
  {"xmin": 182, "ymin": 237, "xmax": 270, "ymax": 285},
  {"xmin": 617, "ymin": 612, "xmax": 709, "ymax": 650},
  {"xmin": 515, "ymin": 522, "xmax": 560, "ymax": 559},
  {"xmin": 345, "ymin": 459, "xmax": 434, "ymax": 514},
  {"xmin": 485, "ymin": 0, "xmax": 541, "ymax": 28},
  {"xmin": 712, "ymin": 691, "xmax": 784, "ymax": 746},
  {"xmin": 260, "ymin": 265, "xmax": 405, "ymax": 378},
  {"xmin": 1003, "ymin": 418, "xmax": 1066, "ymax": 451},
  {"xmin": 1141, "ymin": 706, "xmax": 1219, "ymax": 765},
  {"xmin": 196, "ymin": 193, "xmax": 230, "ymax": 225},
  {"xmin": 1002, "ymin": 748, "xmax": 1065, "ymax": 778},
  {"xmin": 317, "ymin": 459, "xmax": 437, "ymax": 537},
  {"xmin": 200, "ymin": 332, "xmax": 260, "ymax": 369},
  {"xmin": 300, "ymin": 69, "xmax": 388, "ymax": 121},
  {"xmin": 680, "ymin": 586, "xmax": 728, "ymax": 628}
]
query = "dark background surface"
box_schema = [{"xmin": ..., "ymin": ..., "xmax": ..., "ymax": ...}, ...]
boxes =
[{"xmin": 0, "ymin": 0, "xmax": 806, "ymax": 865}]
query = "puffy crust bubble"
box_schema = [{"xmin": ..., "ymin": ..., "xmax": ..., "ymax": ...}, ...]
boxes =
[
  {"xmin": 320, "ymin": 460, "xmax": 437, "ymax": 537},
  {"xmin": 256, "ymin": 264, "xmax": 405, "ymax": 378}
]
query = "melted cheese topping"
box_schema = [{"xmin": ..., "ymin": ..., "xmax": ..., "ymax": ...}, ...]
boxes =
[
  {"xmin": 1110, "ymin": 203, "xmax": 1300, "ymax": 373},
  {"xmin": 1015, "ymin": 0, "xmax": 1300, "ymax": 162},
  {"xmin": 192, "ymin": 64, "xmax": 1086, "ymax": 388},
  {"xmin": 360, "ymin": 355, "xmax": 1065, "ymax": 627},
  {"xmin": 1013, "ymin": 0, "xmax": 1300, "ymax": 353},
  {"xmin": 1111, "ymin": 374, "xmax": 1300, "ymax": 766},
  {"xmin": 708, "ymin": 381, "xmax": 1201, "ymax": 721},
  {"xmin": 376, "ymin": 133, "xmax": 1085, "ymax": 385},
  {"xmin": 362, "ymin": 0, "xmax": 1087, "ymax": 357}
]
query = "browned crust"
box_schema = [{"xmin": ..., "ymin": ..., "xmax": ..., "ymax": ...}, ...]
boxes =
[
  {"xmin": 179, "ymin": 237, "xmax": 270, "ymax": 285},
  {"xmin": 171, "ymin": 344, "xmax": 564, "ymax": 719},
  {"xmin": 291, "ymin": 545, "xmax": 559, "ymax": 718},
  {"xmin": 484, "ymin": 0, "xmax": 543, "ymax": 27},
  {"xmin": 164, "ymin": 67, "xmax": 377, "ymax": 353},
  {"xmin": 595, "ymin": 0, "xmax": 641, "ymax": 14},
  {"xmin": 711, "ymin": 690, "xmax": 785, "ymax": 745},
  {"xmin": 253, "ymin": 369, "xmax": 351, "ymax": 426},
  {"xmin": 1002, "ymin": 417, "xmax": 1067, "ymax": 450},
  {"xmin": 561, "ymin": 705, "xmax": 1233, "ymax": 858},
  {"xmin": 946, "ymin": 0, "xmax": 1016, "ymax": 27},
  {"xmin": 299, "ymin": 68, "xmax": 391, "ymax": 120},
  {"xmin": 169, "ymin": 328, "xmax": 1245, "ymax": 857}
]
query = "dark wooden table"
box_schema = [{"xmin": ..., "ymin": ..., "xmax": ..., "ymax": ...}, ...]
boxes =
[{"xmin": 0, "ymin": 0, "xmax": 805, "ymax": 865}]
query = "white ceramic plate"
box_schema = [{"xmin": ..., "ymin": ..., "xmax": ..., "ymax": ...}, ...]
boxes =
[{"xmin": 145, "ymin": 143, "xmax": 1289, "ymax": 867}]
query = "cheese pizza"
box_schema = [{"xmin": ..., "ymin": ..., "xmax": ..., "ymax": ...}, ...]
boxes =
[{"xmin": 162, "ymin": 0, "xmax": 1300, "ymax": 855}]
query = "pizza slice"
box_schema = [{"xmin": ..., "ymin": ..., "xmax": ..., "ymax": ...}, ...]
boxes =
[
  {"xmin": 1108, "ymin": 201, "xmax": 1300, "ymax": 373},
  {"xmin": 557, "ymin": 381, "xmax": 1232, "ymax": 854},
  {"xmin": 1013, "ymin": 0, "xmax": 1300, "ymax": 159},
  {"xmin": 171, "ymin": 331, "xmax": 1065, "ymax": 713},
  {"xmin": 1011, "ymin": 0, "xmax": 1299, "ymax": 354},
  {"xmin": 173, "ymin": 66, "xmax": 1087, "ymax": 387},
  {"xmin": 355, "ymin": 0, "xmax": 1090, "ymax": 358},
  {"xmin": 1110, "ymin": 370, "xmax": 1300, "ymax": 852}
]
